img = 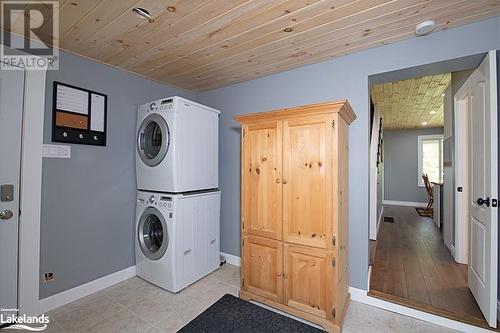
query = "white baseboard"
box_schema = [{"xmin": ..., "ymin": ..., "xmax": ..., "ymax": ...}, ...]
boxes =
[
  {"xmin": 221, "ymin": 252, "xmax": 241, "ymax": 266},
  {"xmin": 39, "ymin": 266, "xmax": 136, "ymax": 314},
  {"xmin": 383, "ymin": 200, "xmax": 427, "ymax": 208},
  {"xmin": 349, "ymin": 287, "xmax": 493, "ymax": 333}
]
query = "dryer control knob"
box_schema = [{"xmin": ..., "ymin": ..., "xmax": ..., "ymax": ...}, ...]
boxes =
[
  {"xmin": 149, "ymin": 195, "xmax": 155, "ymax": 204},
  {"xmin": 149, "ymin": 102, "xmax": 156, "ymax": 111}
]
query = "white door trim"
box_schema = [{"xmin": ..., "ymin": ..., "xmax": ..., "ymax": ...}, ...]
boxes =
[
  {"xmin": 454, "ymin": 71, "xmax": 472, "ymax": 265},
  {"xmin": 17, "ymin": 68, "xmax": 47, "ymax": 316}
]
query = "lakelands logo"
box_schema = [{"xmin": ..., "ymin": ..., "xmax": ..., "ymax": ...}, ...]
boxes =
[
  {"xmin": 1, "ymin": 309, "xmax": 49, "ymax": 331},
  {"xmin": 0, "ymin": 1, "xmax": 59, "ymax": 70}
]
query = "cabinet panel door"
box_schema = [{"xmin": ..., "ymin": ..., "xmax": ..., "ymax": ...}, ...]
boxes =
[
  {"xmin": 283, "ymin": 115, "xmax": 333, "ymax": 248},
  {"xmin": 283, "ymin": 244, "xmax": 335, "ymax": 319},
  {"xmin": 242, "ymin": 236, "xmax": 283, "ymax": 302},
  {"xmin": 242, "ymin": 121, "xmax": 282, "ymax": 240}
]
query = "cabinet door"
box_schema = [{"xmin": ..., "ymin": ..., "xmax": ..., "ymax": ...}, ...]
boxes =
[
  {"xmin": 283, "ymin": 244, "xmax": 335, "ymax": 319},
  {"xmin": 242, "ymin": 236, "xmax": 283, "ymax": 302},
  {"xmin": 283, "ymin": 115, "xmax": 333, "ymax": 248},
  {"xmin": 242, "ymin": 121, "xmax": 282, "ymax": 240}
]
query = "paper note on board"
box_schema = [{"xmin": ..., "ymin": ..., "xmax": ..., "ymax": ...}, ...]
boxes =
[
  {"xmin": 56, "ymin": 84, "xmax": 89, "ymax": 115},
  {"xmin": 90, "ymin": 93, "xmax": 105, "ymax": 132}
]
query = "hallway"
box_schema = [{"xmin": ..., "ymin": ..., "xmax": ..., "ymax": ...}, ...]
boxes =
[{"xmin": 369, "ymin": 205, "xmax": 489, "ymax": 328}]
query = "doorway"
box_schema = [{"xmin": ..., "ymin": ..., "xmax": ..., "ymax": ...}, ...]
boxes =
[
  {"xmin": 0, "ymin": 65, "xmax": 25, "ymax": 319},
  {"xmin": 367, "ymin": 51, "xmax": 498, "ymax": 329}
]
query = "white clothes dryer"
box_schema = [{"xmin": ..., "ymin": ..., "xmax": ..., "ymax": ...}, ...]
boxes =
[{"xmin": 136, "ymin": 96, "xmax": 219, "ymax": 193}]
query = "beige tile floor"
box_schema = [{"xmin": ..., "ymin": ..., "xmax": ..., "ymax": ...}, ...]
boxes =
[{"xmin": 12, "ymin": 264, "xmax": 458, "ymax": 333}]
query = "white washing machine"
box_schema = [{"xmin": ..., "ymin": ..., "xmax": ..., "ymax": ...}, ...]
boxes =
[
  {"xmin": 135, "ymin": 190, "xmax": 221, "ymax": 292},
  {"xmin": 136, "ymin": 96, "xmax": 219, "ymax": 193}
]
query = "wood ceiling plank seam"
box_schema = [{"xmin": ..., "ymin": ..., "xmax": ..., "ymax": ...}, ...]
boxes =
[
  {"xmin": 121, "ymin": 0, "xmax": 274, "ymax": 72},
  {"xmin": 70, "ymin": 0, "xmax": 182, "ymax": 57},
  {"xmin": 94, "ymin": 0, "xmax": 213, "ymax": 63},
  {"xmin": 190, "ymin": 7, "xmax": 498, "ymax": 91},
  {"xmin": 59, "ymin": 0, "xmax": 106, "ymax": 36},
  {"xmin": 184, "ymin": 6, "xmax": 500, "ymax": 91},
  {"xmin": 135, "ymin": 0, "xmax": 328, "ymax": 74},
  {"xmin": 418, "ymin": 74, "xmax": 438, "ymax": 113},
  {"xmin": 181, "ymin": 8, "xmax": 462, "ymax": 90},
  {"xmin": 207, "ymin": 4, "xmax": 500, "ymax": 90},
  {"xmin": 160, "ymin": 0, "xmax": 430, "ymax": 82},
  {"xmin": 61, "ymin": 0, "xmax": 142, "ymax": 49},
  {"xmin": 103, "ymin": 0, "xmax": 263, "ymax": 67},
  {"xmin": 185, "ymin": 29, "xmax": 427, "ymax": 90},
  {"xmin": 141, "ymin": 0, "xmax": 373, "ymax": 77},
  {"xmin": 170, "ymin": 1, "xmax": 478, "ymax": 83},
  {"xmin": 171, "ymin": 0, "xmax": 487, "ymax": 87},
  {"xmin": 421, "ymin": 75, "xmax": 445, "ymax": 118}
]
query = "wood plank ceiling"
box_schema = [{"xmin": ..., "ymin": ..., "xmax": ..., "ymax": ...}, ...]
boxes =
[
  {"xmin": 371, "ymin": 73, "xmax": 451, "ymax": 130},
  {"xmin": 16, "ymin": 1, "xmax": 500, "ymax": 91}
]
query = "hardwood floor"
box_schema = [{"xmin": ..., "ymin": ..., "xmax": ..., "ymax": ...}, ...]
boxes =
[{"xmin": 369, "ymin": 205, "xmax": 495, "ymax": 329}]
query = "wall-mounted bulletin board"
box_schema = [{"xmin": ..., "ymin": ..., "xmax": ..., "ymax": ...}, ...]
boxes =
[{"xmin": 52, "ymin": 81, "xmax": 107, "ymax": 146}]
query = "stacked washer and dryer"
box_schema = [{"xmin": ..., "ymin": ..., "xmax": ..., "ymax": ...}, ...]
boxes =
[{"xmin": 135, "ymin": 96, "xmax": 221, "ymax": 292}]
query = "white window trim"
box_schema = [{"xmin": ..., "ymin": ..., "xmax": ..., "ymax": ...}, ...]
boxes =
[{"xmin": 417, "ymin": 134, "xmax": 444, "ymax": 187}]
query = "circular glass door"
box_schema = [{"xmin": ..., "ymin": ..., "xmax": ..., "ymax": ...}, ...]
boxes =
[
  {"xmin": 137, "ymin": 114, "xmax": 170, "ymax": 167},
  {"xmin": 137, "ymin": 207, "xmax": 169, "ymax": 260}
]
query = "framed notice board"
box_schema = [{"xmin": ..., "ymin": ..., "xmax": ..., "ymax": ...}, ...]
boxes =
[{"xmin": 52, "ymin": 81, "xmax": 107, "ymax": 146}]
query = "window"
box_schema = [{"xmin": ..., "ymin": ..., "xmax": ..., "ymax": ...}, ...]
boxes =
[{"xmin": 418, "ymin": 135, "xmax": 444, "ymax": 187}]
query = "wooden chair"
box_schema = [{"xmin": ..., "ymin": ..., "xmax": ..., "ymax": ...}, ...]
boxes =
[{"xmin": 422, "ymin": 174, "xmax": 434, "ymax": 211}]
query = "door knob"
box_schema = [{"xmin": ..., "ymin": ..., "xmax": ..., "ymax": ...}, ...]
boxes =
[
  {"xmin": 477, "ymin": 197, "xmax": 490, "ymax": 207},
  {"xmin": 0, "ymin": 210, "xmax": 13, "ymax": 220}
]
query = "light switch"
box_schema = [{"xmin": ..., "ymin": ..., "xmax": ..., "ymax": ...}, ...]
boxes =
[{"xmin": 43, "ymin": 144, "xmax": 71, "ymax": 159}]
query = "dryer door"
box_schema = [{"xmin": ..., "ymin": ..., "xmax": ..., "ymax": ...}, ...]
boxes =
[
  {"xmin": 137, "ymin": 113, "xmax": 170, "ymax": 167},
  {"xmin": 137, "ymin": 207, "xmax": 169, "ymax": 260}
]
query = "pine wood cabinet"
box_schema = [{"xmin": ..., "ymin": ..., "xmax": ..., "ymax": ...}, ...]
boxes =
[{"xmin": 235, "ymin": 101, "xmax": 356, "ymax": 333}]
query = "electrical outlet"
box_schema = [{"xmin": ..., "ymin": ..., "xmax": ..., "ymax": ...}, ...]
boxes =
[{"xmin": 44, "ymin": 272, "xmax": 54, "ymax": 282}]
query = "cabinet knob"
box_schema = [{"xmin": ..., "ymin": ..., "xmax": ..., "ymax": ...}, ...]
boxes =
[
  {"xmin": 276, "ymin": 273, "xmax": 282, "ymax": 277},
  {"xmin": 276, "ymin": 178, "xmax": 281, "ymax": 184},
  {"xmin": 283, "ymin": 274, "xmax": 288, "ymax": 279},
  {"xmin": 282, "ymin": 179, "xmax": 288, "ymax": 185}
]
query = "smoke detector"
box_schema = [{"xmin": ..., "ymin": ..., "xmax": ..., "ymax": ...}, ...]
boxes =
[{"xmin": 415, "ymin": 21, "xmax": 436, "ymax": 36}]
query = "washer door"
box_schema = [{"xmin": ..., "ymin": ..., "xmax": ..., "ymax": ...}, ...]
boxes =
[
  {"xmin": 137, "ymin": 113, "xmax": 170, "ymax": 167},
  {"xmin": 137, "ymin": 207, "xmax": 169, "ymax": 261}
]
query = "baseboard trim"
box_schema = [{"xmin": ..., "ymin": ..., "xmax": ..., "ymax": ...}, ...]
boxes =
[
  {"xmin": 349, "ymin": 287, "xmax": 493, "ymax": 333},
  {"xmin": 383, "ymin": 200, "xmax": 427, "ymax": 208},
  {"xmin": 39, "ymin": 266, "xmax": 136, "ymax": 314},
  {"xmin": 221, "ymin": 252, "xmax": 241, "ymax": 266}
]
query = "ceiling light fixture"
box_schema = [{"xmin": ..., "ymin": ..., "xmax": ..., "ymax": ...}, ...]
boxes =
[
  {"xmin": 441, "ymin": 93, "xmax": 445, "ymax": 97},
  {"xmin": 132, "ymin": 7, "xmax": 153, "ymax": 22},
  {"xmin": 284, "ymin": 27, "xmax": 293, "ymax": 33},
  {"xmin": 415, "ymin": 20, "xmax": 436, "ymax": 36},
  {"xmin": 422, "ymin": 121, "xmax": 428, "ymax": 126},
  {"xmin": 430, "ymin": 111, "xmax": 436, "ymax": 115}
]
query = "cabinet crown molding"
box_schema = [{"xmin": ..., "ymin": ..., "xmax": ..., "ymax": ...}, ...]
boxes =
[{"xmin": 233, "ymin": 100, "xmax": 356, "ymax": 125}]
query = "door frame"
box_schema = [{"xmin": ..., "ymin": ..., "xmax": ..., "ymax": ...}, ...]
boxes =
[
  {"xmin": 454, "ymin": 83, "xmax": 471, "ymax": 265},
  {"xmin": 1, "ymin": 56, "xmax": 47, "ymax": 315}
]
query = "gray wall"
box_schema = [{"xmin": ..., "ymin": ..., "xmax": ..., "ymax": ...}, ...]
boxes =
[
  {"xmin": 198, "ymin": 17, "xmax": 500, "ymax": 290},
  {"xmin": 383, "ymin": 128, "xmax": 444, "ymax": 203},
  {"xmin": 40, "ymin": 51, "xmax": 196, "ymax": 298}
]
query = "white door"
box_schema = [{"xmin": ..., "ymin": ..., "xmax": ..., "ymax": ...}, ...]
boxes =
[
  {"xmin": 468, "ymin": 51, "xmax": 498, "ymax": 328},
  {"xmin": 0, "ymin": 66, "xmax": 25, "ymax": 313}
]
